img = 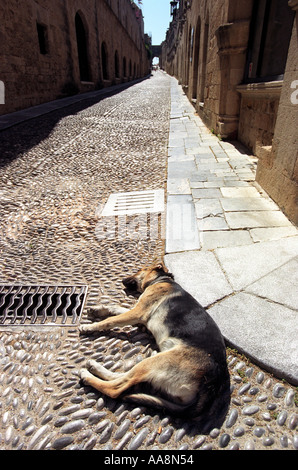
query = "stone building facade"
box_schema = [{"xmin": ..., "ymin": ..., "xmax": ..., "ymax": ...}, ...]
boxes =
[
  {"xmin": 162, "ymin": 0, "xmax": 297, "ymax": 224},
  {"xmin": 0, "ymin": 0, "xmax": 150, "ymax": 115}
]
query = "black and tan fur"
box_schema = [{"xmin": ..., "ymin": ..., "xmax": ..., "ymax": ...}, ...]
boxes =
[{"xmin": 80, "ymin": 262, "xmax": 230, "ymax": 429}]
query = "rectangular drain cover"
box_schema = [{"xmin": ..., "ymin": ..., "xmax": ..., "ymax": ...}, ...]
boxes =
[
  {"xmin": 100, "ymin": 189, "xmax": 164, "ymax": 216},
  {"xmin": 0, "ymin": 285, "xmax": 88, "ymax": 326}
]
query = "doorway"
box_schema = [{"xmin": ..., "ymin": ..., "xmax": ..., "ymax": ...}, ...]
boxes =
[{"xmin": 75, "ymin": 12, "xmax": 90, "ymax": 81}]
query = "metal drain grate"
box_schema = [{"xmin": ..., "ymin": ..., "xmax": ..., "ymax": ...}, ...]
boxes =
[
  {"xmin": 100, "ymin": 189, "xmax": 164, "ymax": 216},
  {"xmin": 0, "ymin": 285, "xmax": 88, "ymax": 326}
]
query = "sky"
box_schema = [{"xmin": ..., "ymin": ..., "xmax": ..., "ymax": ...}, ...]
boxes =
[{"xmin": 140, "ymin": 0, "xmax": 172, "ymax": 45}]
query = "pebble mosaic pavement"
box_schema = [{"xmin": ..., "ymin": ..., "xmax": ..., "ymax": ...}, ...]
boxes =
[{"xmin": 0, "ymin": 72, "xmax": 297, "ymax": 451}]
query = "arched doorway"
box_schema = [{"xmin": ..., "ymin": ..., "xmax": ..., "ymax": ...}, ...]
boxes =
[
  {"xmin": 101, "ymin": 42, "xmax": 109, "ymax": 80},
  {"xmin": 185, "ymin": 25, "xmax": 192, "ymax": 86},
  {"xmin": 115, "ymin": 50, "xmax": 120, "ymax": 78},
  {"xmin": 75, "ymin": 12, "xmax": 90, "ymax": 81},
  {"xmin": 123, "ymin": 57, "xmax": 127, "ymax": 78},
  {"xmin": 192, "ymin": 18, "xmax": 201, "ymax": 101},
  {"xmin": 200, "ymin": 17, "xmax": 209, "ymax": 103}
]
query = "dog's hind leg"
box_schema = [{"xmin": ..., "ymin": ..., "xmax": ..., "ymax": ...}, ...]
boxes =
[
  {"xmin": 85, "ymin": 359, "xmax": 124, "ymax": 381},
  {"xmin": 80, "ymin": 351, "xmax": 170, "ymax": 398},
  {"xmin": 80, "ymin": 348, "xmax": 196, "ymax": 406}
]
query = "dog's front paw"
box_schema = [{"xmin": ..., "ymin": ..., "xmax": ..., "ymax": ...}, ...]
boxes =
[
  {"xmin": 86, "ymin": 359, "xmax": 103, "ymax": 377},
  {"xmin": 79, "ymin": 324, "xmax": 94, "ymax": 335},
  {"xmin": 80, "ymin": 368, "xmax": 92, "ymax": 384},
  {"xmin": 86, "ymin": 304, "xmax": 111, "ymax": 320}
]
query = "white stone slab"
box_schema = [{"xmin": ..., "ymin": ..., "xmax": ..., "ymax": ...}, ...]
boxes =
[
  {"xmin": 192, "ymin": 188, "xmax": 222, "ymax": 199},
  {"xmin": 167, "ymin": 160, "xmax": 197, "ymax": 178},
  {"xmin": 186, "ymin": 147, "xmax": 203, "ymax": 155},
  {"xmin": 164, "ymin": 250, "xmax": 233, "ymax": 307},
  {"xmin": 200, "ymin": 230, "xmax": 253, "ymax": 250},
  {"xmin": 168, "ymin": 137, "xmax": 185, "ymax": 148},
  {"xmin": 208, "ymin": 292, "xmax": 298, "ymax": 384},
  {"xmin": 195, "ymin": 199, "xmax": 223, "ymax": 218},
  {"xmin": 168, "ymin": 154, "xmax": 194, "ymax": 162},
  {"xmin": 225, "ymin": 211, "xmax": 292, "ymax": 229},
  {"xmin": 220, "ymin": 187, "xmax": 260, "ymax": 198},
  {"xmin": 223, "ymin": 180, "xmax": 250, "ymax": 187},
  {"xmin": 168, "ymin": 147, "xmax": 187, "ymax": 157},
  {"xmin": 215, "ymin": 236, "xmax": 298, "ymax": 290},
  {"xmin": 198, "ymin": 216, "xmax": 229, "ymax": 231},
  {"xmin": 221, "ymin": 197, "xmax": 278, "ymax": 212},
  {"xmin": 250, "ymin": 226, "xmax": 298, "ymax": 242},
  {"xmin": 167, "ymin": 178, "xmax": 191, "ymax": 195},
  {"xmin": 165, "ymin": 195, "xmax": 200, "ymax": 253},
  {"xmin": 246, "ymin": 257, "xmax": 298, "ymax": 310}
]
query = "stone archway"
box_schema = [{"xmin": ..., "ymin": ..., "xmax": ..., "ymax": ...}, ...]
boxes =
[{"xmin": 152, "ymin": 45, "xmax": 162, "ymax": 67}]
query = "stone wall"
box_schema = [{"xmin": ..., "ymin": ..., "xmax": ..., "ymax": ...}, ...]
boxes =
[
  {"xmin": 162, "ymin": 0, "xmax": 254, "ymax": 138},
  {"xmin": 162, "ymin": 0, "xmax": 297, "ymax": 225},
  {"xmin": 256, "ymin": 9, "xmax": 298, "ymax": 225},
  {"xmin": 237, "ymin": 82, "xmax": 282, "ymax": 155},
  {"xmin": 0, "ymin": 0, "xmax": 149, "ymax": 115}
]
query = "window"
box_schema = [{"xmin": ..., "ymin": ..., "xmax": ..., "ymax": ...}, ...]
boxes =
[
  {"xmin": 245, "ymin": 0, "xmax": 295, "ymax": 82},
  {"xmin": 36, "ymin": 22, "xmax": 48, "ymax": 55}
]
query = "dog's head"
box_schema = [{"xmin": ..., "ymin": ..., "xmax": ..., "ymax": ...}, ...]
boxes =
[{"xmin": 122, "ymin": 262, "xmax": 173, "ymax": 296}]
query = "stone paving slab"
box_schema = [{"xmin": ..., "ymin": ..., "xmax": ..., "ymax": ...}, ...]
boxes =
[
  {"xmin": 246, "ymin": 257, "xmax": 298, "ymax": 310},
  {"xmin": 208, "ymin": 292, "xmax": 298, "ymax": 385},
  {"xmin": 225, "ymin": 210, "xmax": 293, "ymax": 229},
  {"xmin": 195, "ymin": 199, "xmax": 223, "ymax": 218},
  {"xmin": 220, "ymin": 186, "xmax": 261, "ymax": 198},
  {"xmin": 167, "ymin": 160, "xmax": 197, "ymax": 178},
  {"xmin": 200, "ymin": 230, "xmax": 253, "ymax": 250},
  {"xmin": 250, "ymin": 226, "xmax": 298, "ymax": 242},
  {"xmin": 198, "ymin": 216, "xmax": 229, "ymax": 231},
  {"xmin": 215, "ymin": 237, "xmax": 298, "ymax": 291},
  {"xmin": 167, "ymin": 177, "xmax": 191, "ymax": 195},
  {"xmin": 220, "ymin": 197, "xmax": 279, "ymax": 212},
  {"xmin": 166, "ymin": 195, "xmax": 200, "ymax": 252},
  {"xmin": 164, "ymin": 250, "xmax": 233, "ymax": 308}
]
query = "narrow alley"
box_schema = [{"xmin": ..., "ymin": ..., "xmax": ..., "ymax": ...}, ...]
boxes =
[{"xmin": 0, "ymin": 72, "xmax": 297, "ymax": 451}]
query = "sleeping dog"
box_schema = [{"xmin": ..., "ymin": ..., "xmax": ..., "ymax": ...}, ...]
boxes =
[{"xmin": 80, "ymin": 262, "xmax": 230, "ymax": 428}]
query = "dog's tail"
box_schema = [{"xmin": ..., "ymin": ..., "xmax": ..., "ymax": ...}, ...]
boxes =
[{"xmin": 191, "ymin": 369, "xmax": 231, "ymax": 433}]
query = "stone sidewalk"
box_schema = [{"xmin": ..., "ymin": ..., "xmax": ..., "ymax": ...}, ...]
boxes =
[{"xmin": 164, "ymin": 77, "xmax": 298, "ymax": 386}]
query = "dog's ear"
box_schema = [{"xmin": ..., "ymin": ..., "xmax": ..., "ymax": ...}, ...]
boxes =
[{"xmin": 155, "ymin": 262, "xmax": 168, "ymax": 273}]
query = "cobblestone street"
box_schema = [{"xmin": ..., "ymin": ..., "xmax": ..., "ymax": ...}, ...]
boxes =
[{"xmin": 0, "ymin": 72, "xmax": 297, "ymax": 451}]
